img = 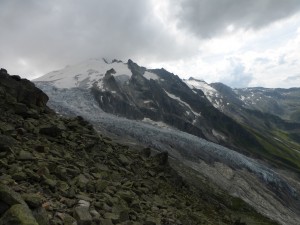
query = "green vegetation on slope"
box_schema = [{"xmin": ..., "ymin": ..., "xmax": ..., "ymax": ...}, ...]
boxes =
[{"xmin": 242, "ymin": 125, "xmax": 300, "ymax": 173}]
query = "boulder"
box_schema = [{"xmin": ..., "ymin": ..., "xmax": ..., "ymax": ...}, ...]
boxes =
[
  {"xmin": 0, "ymin": 135, "xmax": 17, "ymax": 151},
  {"xmin": 145, "ymin": 215, "xmax": 160, "ymax": 225},
  {"xmin": 119, "ymin": 154, "xmax": 131, "ymax": 166},
  {"xmin": 32, "ymin": 207, "xmax": 50, "ymax": 225},
  {"xmin": 95, "ymin": 180, "xmax": 109, "ymax": 192},
  {"xmin": 99, "ymin": 218, "xmax": 114, "ymax": 225},
  {"xmin": 42, "ymin": 176, "xmax": 57, "ymax": 189},
  {"xmin": 60, "ymin": 213, "xmax": 77, "ymax": 225},
  {"xmin": 18, "ymin": 150, "xmax": 34, "ymax": 161},
  {"xmin": 77, "ymin": 200, "xmax": 90, "ymax": 208},
  {"xmin": 13, "ymin": 103, "xmax": 39, "ymax": 118},
  {"xmin": 103, "ymin": 212, "xmax": 120, "ymax": 223},
  {"xmin": 117, "ymin": 191, "xmax": 134, "ymax": 204},
  {"xmin": 0, "ymin": 122, "xmax": 14, "ymax": 134},
  {"xmin": 39, "ymin": 126, "xmax": 62, "ymax": 137},
  {"xmin": 22, "ymin": 193, "xmax": 45, "ymax": 209},
  {"xmin": 12, "ymin": 172, "xmax": 27, "ymax": 181},
  {"xmin": 0, "ymin": 204, "xmax": 39, "ymax": 225},
  {"xmin": 0, "ymin": 184, "xmax": 26, "ymax": 206},
  {"xmin": 73, "ymin": 206, "xmax": 92, "ymax": 225},
  {"xmin": 75, "ymin": 174, "xmax": 90, "ymax": 190}
]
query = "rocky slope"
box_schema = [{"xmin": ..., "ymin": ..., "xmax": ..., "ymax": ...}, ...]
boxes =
[
  {"xmin": 0, "ymin": 69, "xmax": 285, "ymax": 224},
  {"xmin": 34, "ymin": 72, "xmax": 300, "ymax": 224}
]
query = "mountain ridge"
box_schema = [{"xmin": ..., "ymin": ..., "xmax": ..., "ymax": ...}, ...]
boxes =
[
  {"xmin": 32, "ymin": 59, "xmax": 300, "ymax": 224},
  {"xmin": 34, "ymin": 58, "xmax": 300, "ymax": 173}
]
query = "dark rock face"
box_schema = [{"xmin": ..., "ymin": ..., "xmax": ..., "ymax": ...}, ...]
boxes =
[
  {"xmin": 91, "ymin": 61, "xmax": 263, "ymax": 154},
  {"xmin": 0, "ymin": 69, "xmax": 49, "ymax": 109},
  {"xmin": 39, "ymin": 126, "xmax": 62, "ymax": 137},
  {"xmin": 0, "ymin": 68, "xmax": 7, "ymax": 75}
]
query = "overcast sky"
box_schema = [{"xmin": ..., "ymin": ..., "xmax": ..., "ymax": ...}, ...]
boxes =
[{"xmin": 1, "ymin": 0, "xmax": 300, "ymax": 88}]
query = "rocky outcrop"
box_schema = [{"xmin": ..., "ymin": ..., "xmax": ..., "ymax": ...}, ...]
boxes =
[{"xmin": 0, "ymin": 68, "xmax": 49, "ymax": 109}]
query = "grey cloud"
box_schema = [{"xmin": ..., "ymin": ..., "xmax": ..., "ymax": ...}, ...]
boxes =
[
  {"xmin": 278, "ymin": 55, "xmax": 286, "ymax": 65},
  {"xmin": 221, "ymin": 58, "xmax": 253, "ymax": 88},
  {"xmin": 173, "ymin": 0, "xmax": 300, "ymax": 38},
  {"xmin": 255, "ymin": 57, "xmax": 270, "ymax": 65},
  {"xmin": 0, "ymin": 0, "xmax": 196, "ymax": 78},
  {"xmin": 285, "ymin": 74, "xmax": 300, "ymax": 82},
  {"xmin": 1, "ymin": 0, "xmax": 299, "ymax": 83}
]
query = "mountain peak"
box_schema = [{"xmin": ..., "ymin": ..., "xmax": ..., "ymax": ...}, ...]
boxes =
[
  {"xmin": 188, "ymin": 77, "xmax": 205, "ymax": 83},
  {"xmin": 102, "ymin": 57, "xmax": 124, "ymax": 64},
  {"xmin": 34, "ymin": 58, "xmax": 132, "ymax": 89}
]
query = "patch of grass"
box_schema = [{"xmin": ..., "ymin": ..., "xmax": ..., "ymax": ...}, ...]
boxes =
[
  {"xmin": 245, "ymin": 127, "xmax": 300, "ymax": 173},
  {"xmin": 290, "ymin": 110, "xmax": 300, "ymax": 122}
]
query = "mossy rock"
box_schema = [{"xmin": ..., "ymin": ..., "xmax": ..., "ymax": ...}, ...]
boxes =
[
  {"xmin": 21, "ymin": 193, "xmax": 45, "ymax": 209},
  {"xmin": 0, "ymin": 204, "xmax": 39, "ymax": 225},
  {"xmin": 0, "ymin": 184, "xmax": 26, "ymax": 206}
]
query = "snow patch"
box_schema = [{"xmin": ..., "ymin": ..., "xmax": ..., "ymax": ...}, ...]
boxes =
[
  {"xmin": 184, "ymin": 79, "xmax": 225, "ymax": 110},
  {"xmin": 212, "ymin": 129, "xmax": 226, "ymax": 141},
  {"xmin": 184, "ymin": 79, "xmax": 217, "ymax": 97},
  {"xmin": 164, "ymin": 90, "xmax": 201, "ymax": 117},
  {"xmin": 144, "ymin": 71, "xmax": 159, "ymax": 80},
  {"xmin": 142, "ymin": 118, "xmax": 171, "ymax": 129}
]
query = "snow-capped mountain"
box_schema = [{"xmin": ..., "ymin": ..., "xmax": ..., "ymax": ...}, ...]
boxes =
[
  {"xmin": 184, "ymin": 77, "xmax": 227, "ymax": 110},
  {"xmin": 35, "ymin": 58, "xmax": 162, "ymax": 89},
  {"xmin": 33, "ymin": 58, "xmax": 300, "ymax": 224},
  {"xmin": 184, "ymin": 77, "xmax": 300, "ymax": 124},
  {"xmin": 34, "ymin": 58, "xmax": 133, "ymax": 89},
  {"xmin": 34, "ymin": 58, "xmax": 300, "ymax": 175},
  {"xmin": 35, "ymin": 58, "xmax": 261, "ymax": 151}
]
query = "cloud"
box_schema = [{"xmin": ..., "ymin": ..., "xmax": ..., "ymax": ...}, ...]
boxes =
[
  {"xmin": 220, "ymin": 58, "xmax": 253, "ymax": 88},
  {"xmin": 172, "ymin": 0, "xmax": 300, "ymax": 38},
  {"xmin": 0, "ymin": 0, "xmax": 300, "ymax": 88},
  {"xmin": 0, "ymin": 0, "xmax": 196, "ymax": 78},
  {"xmin": 255, "ymin": 57, "xmax": 270, "ymax": 65},
  {"xmin": 285, "ymin": 74, "xmax": 300, "ymax": 82},
  {"xmin": 278, "ymin": 55, "xmax": 286, "ymax": 65}
]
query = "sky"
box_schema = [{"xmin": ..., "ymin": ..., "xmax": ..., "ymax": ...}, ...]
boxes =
[{"xmin": 1, "ymin": 0, "xmax": 300, "ymax": 88}]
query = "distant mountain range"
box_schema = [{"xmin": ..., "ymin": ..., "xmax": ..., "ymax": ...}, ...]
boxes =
[{"xmin": 34, "ymin": 58, "xmax": 300, "ymax": 224}]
